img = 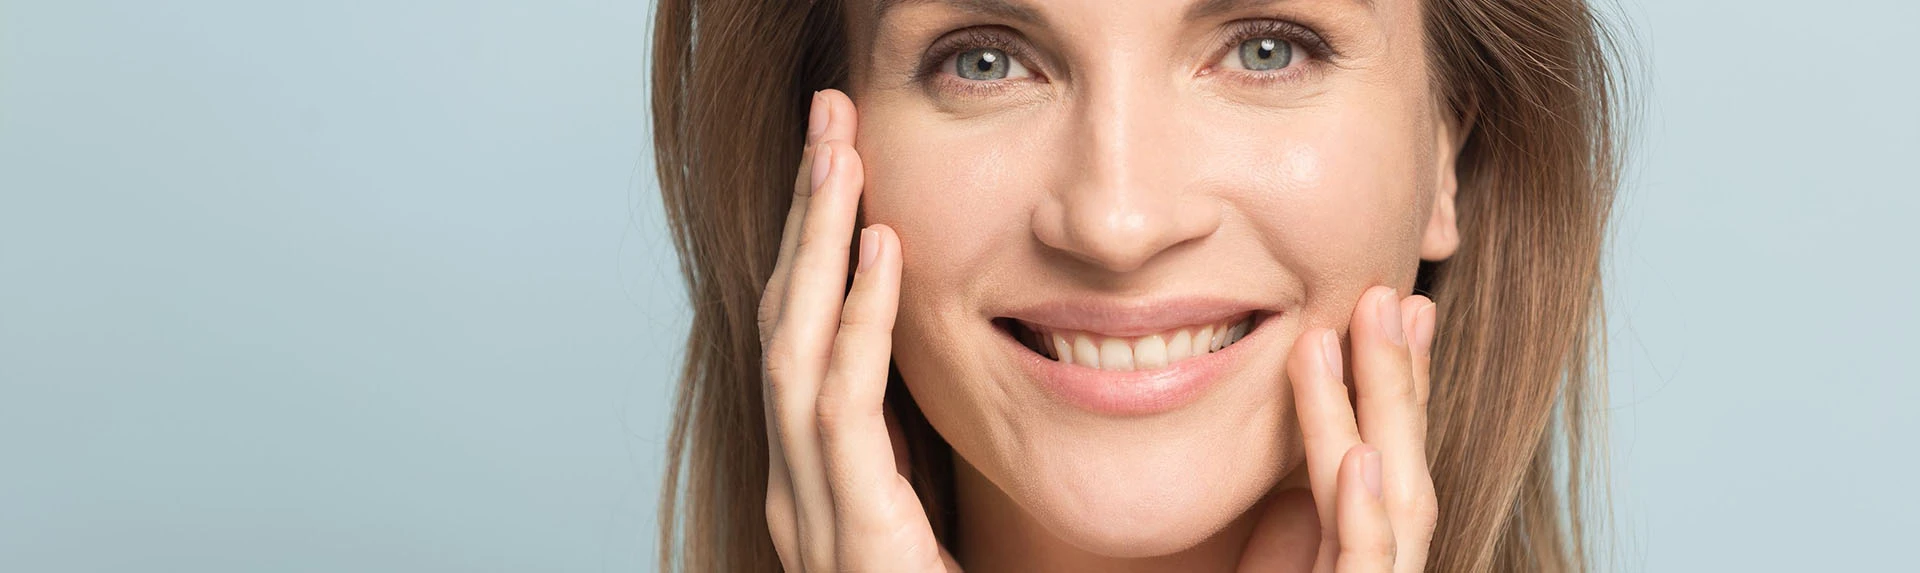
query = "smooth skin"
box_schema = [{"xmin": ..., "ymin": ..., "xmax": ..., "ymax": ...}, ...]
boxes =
[{"xmin": 758, "ymin": 91, "xmax": 1439, "ymax": 572}]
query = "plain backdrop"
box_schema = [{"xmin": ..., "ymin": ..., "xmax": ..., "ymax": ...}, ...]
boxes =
[{"xmin": 2, "ymin": 1, "xmax": 1914, "ymax": 571}]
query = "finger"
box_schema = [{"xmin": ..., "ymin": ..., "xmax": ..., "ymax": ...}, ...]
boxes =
[
  {"xmin": 766, "ymin": 143, "xmax": 868, "ymax": 571},
  {"xmin": 1286, "ymin": 326, "xmax": 1362, "ymax": 569},
  {"xmin": 1350, "ymin": 289, "xmax": 1426, "ymax": 490},
  {"xmin": 1398, "ymin": 296, "xmax": 1423, "ymax": 354},
  {"xmin": 1408, "ymin": 301, "xmax": 1436, "ymax": 414},
  {"xmin": 816, "ymin": 225, "xmax": 915, "ymax": 559},
  {"xmin": 814, "ymin": 89, "xmax": 861, "ymax": 148},
  {"xmin": 769, "ymin": 131, "xmax": 868, "ymax": 387},
  {"xmin": 1352, "ymin": 287, "xmax": 1419, "ymax": 454},
  {"xmin": 758, "ymin": 91, "xmax": 833, "ymax": 336},
  {"xmin": 761, "ymin": 91, "xmax": 833, "ymax": 573},
  {"xmin": 1351, "ymin": 287, "xmax": 1438, "ymax": 573},
  {"xmin": 1397, "ymin": 302, "xmax": 1439, "ymax": 572},
  {"xmin": 762, "ymin": 90, "xmax": 862, "ymax": 337},
  {"xmin": 821, "ymin": 229, "xmax": 945, "ymax": 572},
  {"xmin": 1335, "ymin": 444, "xmax": 1395, "ymax": 573},
  {"xmin": 1394, "ymin": 295, "xmax": 1429, "ymax": 408}
]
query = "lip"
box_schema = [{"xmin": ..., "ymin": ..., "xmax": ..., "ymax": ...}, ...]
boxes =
[{"xmin": 990, "ymin": 298, "xmax": 1280, "ymax": 416}]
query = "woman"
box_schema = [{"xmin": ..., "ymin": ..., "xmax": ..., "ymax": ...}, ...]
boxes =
[{"xmin": 653, "ymin": 0, "xmax": 1623, "ymax": 570}]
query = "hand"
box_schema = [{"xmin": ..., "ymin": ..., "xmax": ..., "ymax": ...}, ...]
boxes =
[
  {"xmin": 1241, "ymin": 287, "xmax": 1441, "ymax": 572},
  {"xmin": 758, "ymin": 89, "xmax": 960, "ymax": 572}
]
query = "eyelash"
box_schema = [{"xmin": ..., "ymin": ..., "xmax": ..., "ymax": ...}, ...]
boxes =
[{"xmin": 913, "ymin": 20, "xmax": 1337, "ymax": 95}]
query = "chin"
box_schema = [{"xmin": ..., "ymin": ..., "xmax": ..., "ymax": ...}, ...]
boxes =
[
  {"xmin": 1018, "ymin": 436, "xmax": 1281, "ymax": 557},
  {"xmin": 936, "ymin": 331, "xmax": 1297, "ymax": 559}
]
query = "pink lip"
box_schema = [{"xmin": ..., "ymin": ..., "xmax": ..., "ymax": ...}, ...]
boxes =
[{"xmin": 990, "ymin": 298, "xmax": 1279, "ymax": 416}]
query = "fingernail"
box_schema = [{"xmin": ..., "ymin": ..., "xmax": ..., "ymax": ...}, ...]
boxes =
[
  {"xmin": 1378, "ymin": 289, "xmax": 1405, "ymax": 346},
  {"xmin": 1362, "ymin": 448, "xmax": 1383, "ymax": 500},
  {"xmin": 1412, "ymin": 303, "xmax": 1437, "ymax": 355},
  {"xmin": 857, "ymin": 226, "xmax": 879, "ymax": 272},
  {"xmin": 810, "ymin": 144, "xmax": 833, "ymax": 191},
  {"xmin": 806, "ymin": 91, "xmax": 828, "ymax": 143},
  {"xmin": 1319, "ymin": 329, "xmax": 1342, "ymax": 381}
]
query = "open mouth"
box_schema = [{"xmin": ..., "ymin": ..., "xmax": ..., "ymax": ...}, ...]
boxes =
[{"xmin": 994, "ymin": 313, "xmax": 1261, "ymax": 372}]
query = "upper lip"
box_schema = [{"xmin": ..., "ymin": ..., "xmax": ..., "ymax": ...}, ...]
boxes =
[{"xmin": 993, "ymin": 297, "xmax": 1276, "ymax": 338}]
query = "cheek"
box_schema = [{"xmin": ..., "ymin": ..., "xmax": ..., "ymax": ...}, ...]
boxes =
[
  {"xmin": 853, "ymin": 111, "xmax": 1034, "ymax": 381},
  {"xmin": 856, "ymin": 112, "xmax": 1046, "ymax": 308},
  {"xmin": 853, "ymin": 114, "xmax": 1050, "ymax": 458},
  {"xmin": 1218, "ymin": 107, "xmax": 1433, "ymax": 305}
]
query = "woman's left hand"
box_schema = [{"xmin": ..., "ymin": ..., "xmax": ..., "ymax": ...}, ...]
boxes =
[{"xmin": 1239, "ymin": 286, "xmax": 1440, "ymax": 572}]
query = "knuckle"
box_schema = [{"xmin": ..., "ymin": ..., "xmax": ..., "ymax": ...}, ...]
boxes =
[
  {"xmin": 757, "ymin": 290, "xmax": 782, "ymax": 335},
  {"xmin": 791, "ymin": 227, "xmax": 819, "ymax": 258},
  {"xmin": 764, "ymin": 493, "xmax": 794, "ymax": 530},
  {"xmin": 814, "ymin": 396, "xmax": 851, "ymax": 438},
  {"xmin": 1348, "ymin": 533, "xmax": 1396, "ymax": 560},
  {"xmin": 837, "ymin": 303, "xmax": 880, "ymax": 334},
  {"xmin": 1410, "ymin": 482, "xmax": 1440, "ymax": 531},
  {"xmin": 1375, "ymin": 374, "xmax": 1419, "ymax": 402},
  {"xmin": 814, "ymin": 393, "xmax": 879, "ymax": 441},
  {"xmin": 1296, "ymin": 417, "xmax": 1348, "ymax": 445},
  {"xmin": 1298, "ymin": 422, "xmax": 1332, "ymax": 444},
  {"xmin": 1412, "ymin": 497, "xmax": 1440, "ymax": 532},
  {"xmin": 761, "ymin": 343, "xmax": 796, "ymax": 387}
]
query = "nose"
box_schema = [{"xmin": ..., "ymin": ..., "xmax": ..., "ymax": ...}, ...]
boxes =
[{"xmin": 1031, "ymin": 78, "xmax": 1221, "ymax": 273}]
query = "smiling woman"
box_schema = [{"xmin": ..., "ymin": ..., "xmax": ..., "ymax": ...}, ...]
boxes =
[{"xmin": 651, "ymin": 0, "xmax": 1624, "ymax": 571}]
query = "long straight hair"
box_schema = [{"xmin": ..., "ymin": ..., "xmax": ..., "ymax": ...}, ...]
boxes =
[{"xmin": 651, "ymin": 1, "xmax": 1625, "ymax": 570}]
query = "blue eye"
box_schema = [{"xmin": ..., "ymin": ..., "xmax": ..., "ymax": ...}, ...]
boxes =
[
  {"xmin": 950, "ymin": 47, "xmax": 1031, "ymax": 81},
  {"xmin": 1233, "ymin": 37, "xmax": 1296, "ymax": 71},
  {"xmin": 957, "ymin": 48, "xmax": 1009, "ymax": 80},
  {"xmin": 957, "ymin": 49, "xmax": 1005, "ymax": 80}
]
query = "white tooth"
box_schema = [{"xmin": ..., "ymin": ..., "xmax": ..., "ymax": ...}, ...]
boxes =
[
  {"xmin": 1193, "ymin": 325, "xmax": 1214, "ymax": 355},
  {"xmin": 1228, "ymin": 320, "xmax": 1249, "ymax": 344},
  {"xmin": 1099, "ymin": 338, "xmax": 1134, "ymax": 371},
  {"xmin": 1073, "ymin": 335, "xmax": 1100, "ymax": 369},
  {"xmin": 1167, "ymin": 330, "xmax": 1192, "ymax": 363},
  {"xmin": 1210, "ymin": 324, "xmax": 1227, "ymax": 351},
  {"xmin": 1135, "ymin": 335, "xmax": 1168, "ymax": 370},
  {"xmin": 1052, "ymin": 333, "xmax": 1073, "ymax": 364}
]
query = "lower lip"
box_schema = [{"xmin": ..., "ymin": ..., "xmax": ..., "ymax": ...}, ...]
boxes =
[{"xmin": 998, "ymin": 315, "xmax": 1275, "ymax": 416}]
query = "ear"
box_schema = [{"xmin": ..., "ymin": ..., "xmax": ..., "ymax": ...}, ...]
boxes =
[{"xmin": 1420, "ymin": 110, "xmax": 1472, "ymax": 262}]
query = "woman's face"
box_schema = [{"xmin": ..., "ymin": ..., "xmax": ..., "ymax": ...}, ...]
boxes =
[{"xmin": 849, "ymin": 0, "xmax": 1463, "ymax": 556}]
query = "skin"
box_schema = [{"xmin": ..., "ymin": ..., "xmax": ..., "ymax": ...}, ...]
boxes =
[{"xmin": 758, "ymin": 0, "xmax": 1467, "ymax": 570}]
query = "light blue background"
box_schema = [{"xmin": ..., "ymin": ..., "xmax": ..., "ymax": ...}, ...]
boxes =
[{"xmin": 1, "ymin": 1, "xmax": 1913, "ymax": 571}]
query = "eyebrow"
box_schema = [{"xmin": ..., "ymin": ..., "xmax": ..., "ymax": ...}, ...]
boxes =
[
  {"xmin": 872, "ymin": 0, "xmax": 1370, "ymax": 26},
  {"xmin": 1186, "ymin": 0, "xmax": 1281, "ymax": 21},
  {"xmin": 872, "ymin": 0, "xmax": 1046, "ymax": 26}
]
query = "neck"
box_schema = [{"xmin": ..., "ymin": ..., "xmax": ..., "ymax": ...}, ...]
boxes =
[{"xmin": 950, "ymin": 458, "xmax": 1263, "ymax": 573}]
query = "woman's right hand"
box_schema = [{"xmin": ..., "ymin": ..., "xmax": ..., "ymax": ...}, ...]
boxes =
[{"xmin": 758, "ymin": 89, "xmax": 960, "ymax": 573}]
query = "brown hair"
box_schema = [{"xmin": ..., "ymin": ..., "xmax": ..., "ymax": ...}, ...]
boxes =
[{"xmin": 650, "ymin": 0, "xmax": 1626, "ymax": 570}]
